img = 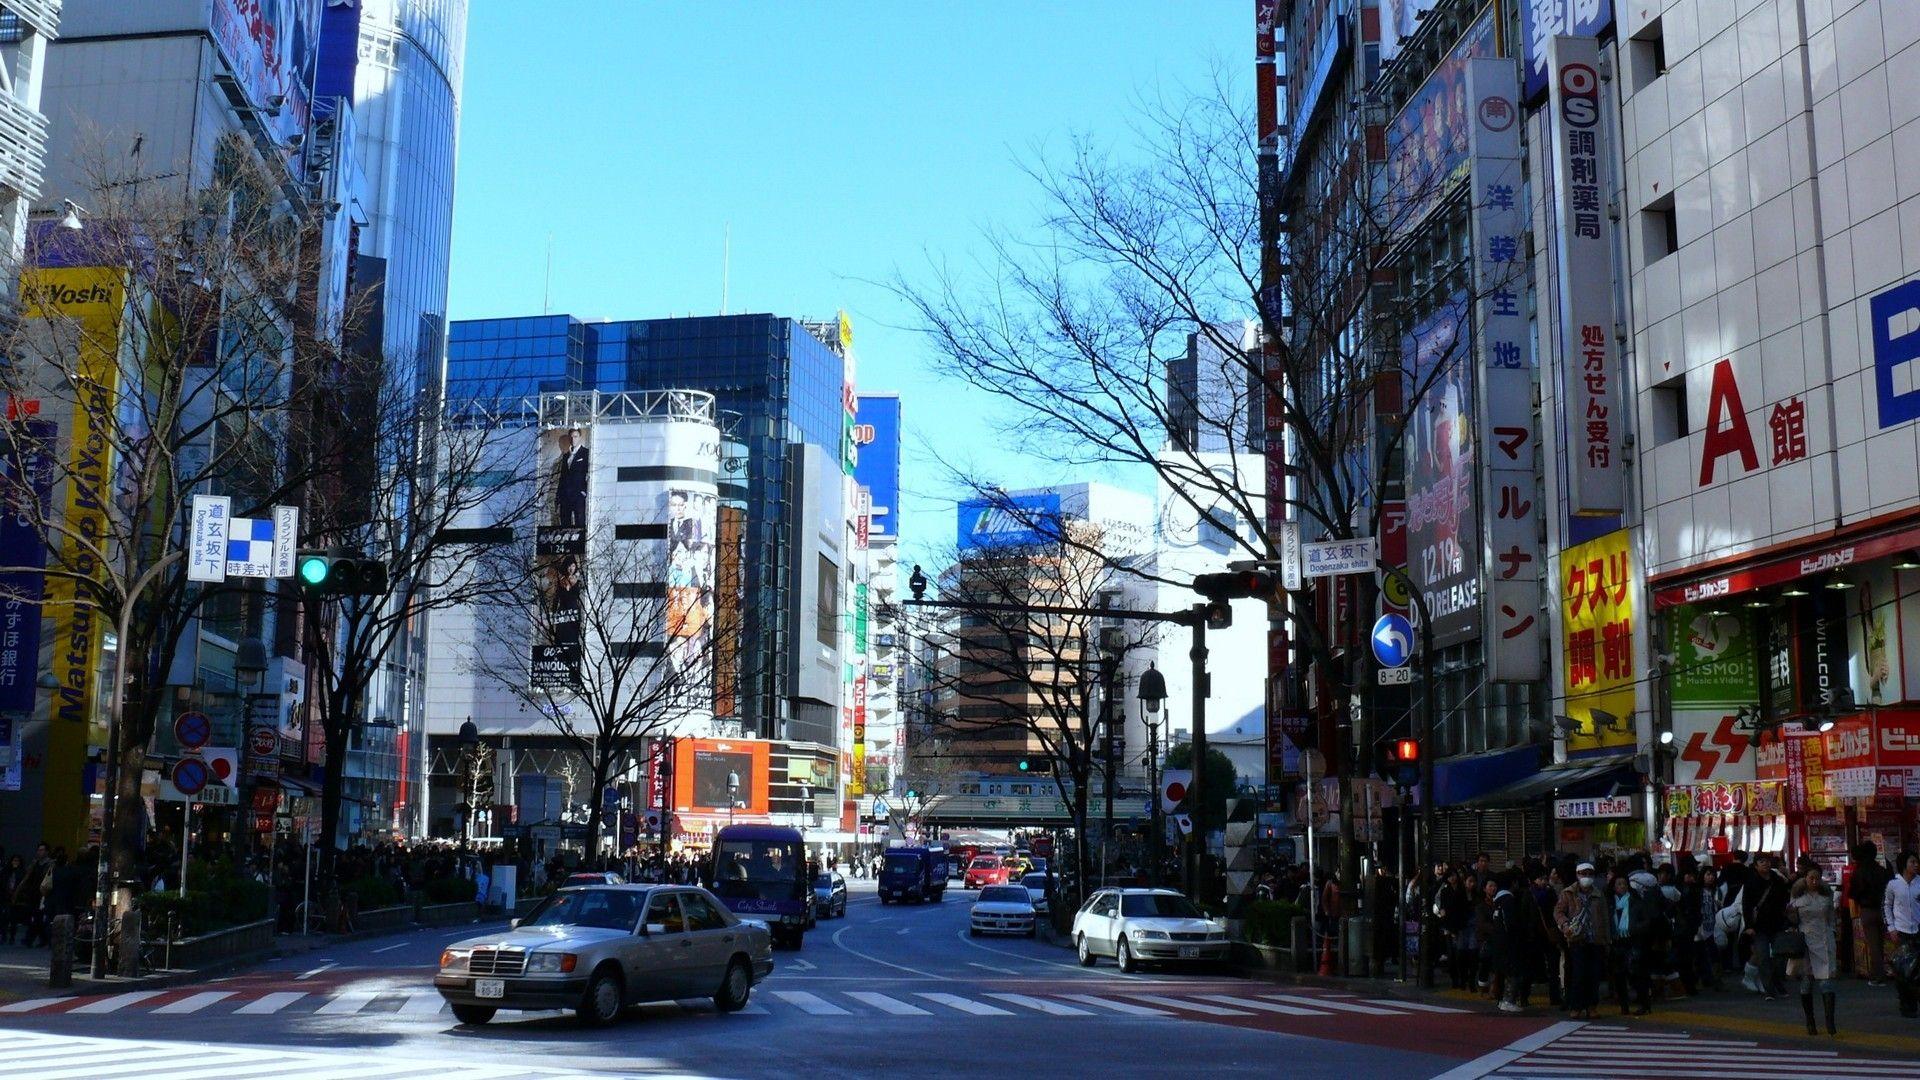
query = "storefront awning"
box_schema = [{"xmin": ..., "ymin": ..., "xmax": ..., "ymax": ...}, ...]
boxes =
[{"xmin": 1457, "ymin": 753, "xmax": 1637, "ymax": 808}]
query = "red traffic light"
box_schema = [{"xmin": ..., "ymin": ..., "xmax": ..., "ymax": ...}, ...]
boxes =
[
  {"xmin": 1192, "ymin": 569, "xmax": 1280, "ymax": 601},
  {"xmin": 1393, "ymin": 738, "xmax": 1420, "ymax": 763}
]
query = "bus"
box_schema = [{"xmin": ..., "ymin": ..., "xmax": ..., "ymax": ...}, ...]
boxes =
[{"xmin": 708, "ymin": 823, "xmax": 815, "ymax": 949}]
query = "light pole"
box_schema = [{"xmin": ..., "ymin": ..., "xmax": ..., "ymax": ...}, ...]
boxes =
[
  {"xmin": 1377, "ymin": 564, "xmax": 1437, "ymax": 988},
  {"xmin": 1137, "ymin": 664, "xmax": 1167, "ymax": 887},
  {"xmin": 727, "ymin": 771, "xmax": 740, "ymax": 827},
  {"xmin": 456, "ymin": 717, "xmax": 479, "ymax": 844}
]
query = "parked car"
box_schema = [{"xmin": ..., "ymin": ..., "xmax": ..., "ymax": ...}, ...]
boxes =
[
  {"xmin": 812, "ymin": 871, "xmax": 848, "ymax": 919},
  {"xmin": 564, "ymin": 872, "xmax": 625, "ymax": 886},
  {"xmin": 1019, "ymin": 872, "xmax": 1052, "ymax": 915},
  {"xmin": 970, "ymin": 884, "xmax": 1038, "ymax": 937},
  {"xmin": 1070, "ymin": 888, "xmax": 1228, "ymax": 973},
  {"xmin": 963, "ymin": 855, "xmax": 1011, "ymax": 890},
  {"xmin": 435, "ymin": 884, "xmax": 773, "ymax": 1026}
]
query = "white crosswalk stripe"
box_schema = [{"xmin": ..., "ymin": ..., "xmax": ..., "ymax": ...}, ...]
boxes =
[
  {"xmin": 151, "ymin": 991, "xmax": 234, "ymax": 1015},
  {"xmin": 1487, "ymin": 1023, "xmax": 1902, "ymax": 1079},
  {"xmin": 1127, "ymin": 994, "xmax": 1254, "ymax": 1016},
  {"xmin": 400, "ymin": 991, "xmax": 447, "ymax": 1015},
  {"xmin": 314, "ymin": 990, "xmax": 378, "ymax": 1015},
  {"xmin": 844, "ymin": 991, "xmax": 931, "ymax": 1015},
  {"xmin": 1058, "ymin": 993, "xmax": 1173, "ymax": 1016},
  {"xmin": 0, "ymin": 1030, "xmax": 627, "ymax": 1079},
  {"xmin": 1358, "ymin": 997, "xmax": 1468, "ymax": 1013},
  {"xmin": 917, "ymin": 991, "xmax": 1014, "ymax": 1016},
  {"xmin": 1262, "ymin": 993, "xmax": 1399, "ymax": 1015},
  {"xmin": 66, "ymin": 991, "xmax": 165, "ymax": 1015},
  {"xmin": 770, "ymin": 990, "xmax": 851, "ymax": 1016},
  {"xmin": 984, "ymin": 992, "xmax": 1094, "ymax": 1016},
  {"xmin": 234, "ymin": 991, "xmax": 307, "ymax": 1015},
  {"xmin": 1193, "ymin": 994, "xmax": 1328, "ymax": 1016}
]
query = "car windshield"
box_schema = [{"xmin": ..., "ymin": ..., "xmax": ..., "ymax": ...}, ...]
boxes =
[
  {"xmin": 711, "ymin": 838, "xmax": 803, "ymax": 902},
  {"xmin": 969, "ymin": 856, "xmax": 999, "ymax": 869},
  {"xmin": 979, "ymin": 886, "xmax": 1028, "ymax": 904},
  {"xmin": 1020, "ymin": 874, "xmax": 1049, "ymax": 890},
  {"xmin": 814, "ymin": 873, "xmax": 836, "ymax": 887},
  {"xmin": 1120, "ymin": 893, "xmax": 1204, "ymax": 919},
  {"xmin": 884, "ymin": 852, "xmax": 920, "ymax": 873},
  {"xmin": 518, "ymin": 888, "xmax": 642, "ymax": 930}
]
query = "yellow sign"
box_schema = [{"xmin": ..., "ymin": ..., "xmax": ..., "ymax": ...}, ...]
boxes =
[
  {"xmin": 1560, "ymin": 530, "xmax": 1636, "ymax": 752},
  {"xmin": 1382, "ymin": 569, "xmax": 1413, "ymax": 608},
  {"xmin": 21, "ymin": 265, "xmax": 127, "ymax": 848},
  {"xmin": 837, "ymin": 309, "xmax": 854, "ymax": 351}
]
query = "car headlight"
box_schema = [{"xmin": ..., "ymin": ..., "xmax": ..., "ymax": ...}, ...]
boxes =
[
  {"xmin": 525, "ymin": 951, "xmax": 578, "ymax": 974},
  {"xmin": 440, "ymin": 948, "xmax": 471, "ymax": 972},
  {"xmin": 1130, "ymin": 928, "xmax": 1169, "ymax": 941}
]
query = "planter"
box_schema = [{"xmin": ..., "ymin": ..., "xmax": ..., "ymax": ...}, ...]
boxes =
[
  {"xmin": 415, "ymin": 901, "xmax": 480, "ymax": 927},
  {"xmin": 355, "ymin": 905, "xmax": 412, "ymax": 935},
  {"xmin": 1231, "ymin": 941, "xmax": 1291, "ymax": 972},
  {"xmin": 167, "ymin": 918, "xmax": 275, "ymax": 971}
]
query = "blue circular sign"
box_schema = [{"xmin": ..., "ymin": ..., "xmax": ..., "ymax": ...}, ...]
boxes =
[
  {"xmin": 174, "ymin": 711, "xmax": 212, "ymax": 752},
  {"xmin": 1371, "ymin": 614, "xmax": 1415, "ymax": 668},
  {"xmin": 172, "ymin": 757, "xmax": 209, "ymax": 796}
]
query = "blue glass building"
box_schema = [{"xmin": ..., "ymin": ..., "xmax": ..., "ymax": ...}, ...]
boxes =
[{"xmin": 446, "ymin": 313, "xmax": 850, "ymax": 742}]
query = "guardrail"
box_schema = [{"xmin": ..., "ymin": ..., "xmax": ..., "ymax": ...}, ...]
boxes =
[
  {"xmin": 167, "ymin": 918, "xmax": 275, "ymax": 971},
  {"xmin": 415, "ymin": 901, "xmax": 480, "ymax": 927}
]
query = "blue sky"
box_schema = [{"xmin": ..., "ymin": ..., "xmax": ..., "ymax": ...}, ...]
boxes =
[{"xmin": 446, "ymin": 2, "xmax": 1246, "ymax": 558}]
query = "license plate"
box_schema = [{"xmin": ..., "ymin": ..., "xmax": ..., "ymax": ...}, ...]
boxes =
[
  {"xmin": 474, "ymin": 978, "xmax": 505, "ymax": 999},
  {"xmin": 1178, "ymin": 946, "xmax": 1199, "ymax": 959}
]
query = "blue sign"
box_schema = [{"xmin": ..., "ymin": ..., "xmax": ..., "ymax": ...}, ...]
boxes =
[
  {"xmin": 1519, "ymin": 1, "xmax": 1615, "ymax": 101},
  {"xmin": 1872, "ymin": 279, "xmax": 1920, "ymax": 428},
  {"xmin": 853, "ymin": 395, "xmax": 902, "ymax": 540},
  {"xmin": 1372, "ymin": 614, "xmax": 1414, "ymax": 669},
  {"xmin": 957, "ymin": 492, "xmax": 1063, "ymax": 551},
  {"xmin": 0, "ymin": 420, "xmax": 52, "ymax": 714}
]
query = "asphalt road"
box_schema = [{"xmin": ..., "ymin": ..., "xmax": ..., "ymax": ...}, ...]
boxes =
[{"xmin": 0, "ymin": 879, "xmax": 1911, "ymax": 1079}]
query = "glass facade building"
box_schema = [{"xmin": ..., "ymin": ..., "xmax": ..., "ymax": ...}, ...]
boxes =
[{"xmin": 446, "ymin": 313, "xmax": 849, "ymax": 739}]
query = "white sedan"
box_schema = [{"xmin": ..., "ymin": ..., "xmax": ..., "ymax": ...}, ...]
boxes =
[
  {"xmin": 1071, "ymin": 887, "xmax": 1228, "ymax": 972},
  {"xmin": 969, "ymin": 884, "xmax": 1038, "ymax": 937}
]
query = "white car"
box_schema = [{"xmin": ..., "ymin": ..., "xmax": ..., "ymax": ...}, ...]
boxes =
[
  {"xmin": 969, "ymin": 884, "xmax": 1038, "ymax": 937},
  {"xmin": 1019, "ymin": 872, "xmax": 1052, "ymax": 915},
  {"xmin": 1071, "ymin": 887, "xmax": 1228, "ymax": 973}
]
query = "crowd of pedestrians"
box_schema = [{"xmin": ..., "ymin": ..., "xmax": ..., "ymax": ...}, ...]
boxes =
[
  {"xmin": 0, "ymin": 842, "xmax": 97, "ymax": 947},
  {"xmin": 1412, "ymin": 844, "xmax": 1920, "ymax": 1034}
]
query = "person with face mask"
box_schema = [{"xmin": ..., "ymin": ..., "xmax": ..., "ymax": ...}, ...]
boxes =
[{"xmin": 1554, "ymin": 861, "xmax": 1611, "ymax": 1019}]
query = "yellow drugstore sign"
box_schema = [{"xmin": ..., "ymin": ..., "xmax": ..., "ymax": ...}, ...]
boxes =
[{"xmin": 1560, "ymin": 529, "xmax": 1637, "ymax": 752}]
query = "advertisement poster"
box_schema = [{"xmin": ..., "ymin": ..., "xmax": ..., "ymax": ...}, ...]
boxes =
[
  {"xmin": 1667, "ymin": 605, "xmax": 1760, "ymax": 783},
  {"xmin": 211, "ymin": 0, "xmax": 323, "ymax": 152},
  {"xmin": 1385, "ymin": 11, "xmax": 1495, "ymax": 237},
  {"xmin": 1560, "ymin": 529, "xmax": 1636, "ymax": 752},
  {"xmin": 532, "ymin": 426, "xmax": 589, "ymax": 690},
  {"xmin": 852, "ymin": 395, "xmax": 901, "ymax": 542},
  {"xmin": 1519, "ymin": 1, "xmax": 1615, "ymax": 100},
  {"xmin": 0, "ymin": 418, "xmax": 53, "ymax": 716},
  {"xmin": 664, "ymin": 488, "xmax": 716, "ymax": 674},
  {"xmin": 1405, "ymin": 298, "xmax": 1481, "ymax": 647},
  {"xmin": 672, "ymin": 738, "xmax": 770, "ymax": 815},
  {"xmin": 1379, "ymin": 1, "xmax": 1445, "ymax": 62}
]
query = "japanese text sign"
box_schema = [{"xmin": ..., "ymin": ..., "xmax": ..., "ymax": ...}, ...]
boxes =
[{"xmin": 1560, "ymin": 529, "xmax": 1635, "ymax": 751}]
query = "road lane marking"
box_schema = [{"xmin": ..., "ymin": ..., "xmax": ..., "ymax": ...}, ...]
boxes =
[
  {"xmin": 1262, "ymin": 993, "xmax": 1399, "ymax": 1015},
  {"xmin": 400, "ymin": 991, "xmax": 446, "ymax": 1015},
  {"xmin": 734, "ymin": 1001, "xmax": 770, "ymax": 1015},
  {"xmin": 786, "ymin": 959, "xmax": 816, "ymax": 971},
  {"xmin": 372, "ymin": 942, "xmax": 412, "ymax": 953},
  {"xmin": 917, "ymin": 992, "xmax": 1013, "ymax": 1016},
  {"xmin": 152, "ymin": 991, "xmax": 233, "ymax": 1015},
  {"xmin": 968, "ymin": 962, "xmax": 1021, "ymax": 974},
  {"xmin": 234, "ymin": 991, "xmax": 306, "ymax": 1014},
  {"xmin": 0, "ymin": 998, "xmax": 67, "ymax": 1013},
  {"xmin": 315, "ymin": 991, "xmax": 378, "ymax": 1014},
  {"xmin": 828, "ymin": 923, "xmax": 948, "ymax": 980},
  {"xmin": 985, "ymin": 993, "xmax": 1093, "ymax": 1016},
  {"xmin": 1127, "ymin": 994, "xmax": 1252, "ymax": 1016},
  {"xmin": 1429, "ymin": 1020, "xmax": 1586, "ymax": 1080},
  {"xmin": 771, "ymin": 990, "xmax": 851, "ymax": 1015},
  {"xmin": 1059, "ymin": 994, "xmax": 1173, "ymax": 1016},
  {"xmin": 953, "ymin": 928, "xmax": 1151, "ymax": 979},
  {"xmin": 1359, "ymin": 998, "xmax": 1469, "ymax": 1013},
  {"xmin": 845, "ymin": 991, "xmax": 931, "ymax": 1015},
  {"xmin": 67, "ymin": 992, "xmax": 165, "ymax": 1014},
  {"xmin": 296, "ymin": 962, "xmax": 337, "ymax": 980},
  {"xmin": 6, "ymin": 1046, "xmax": 211, "ymax": 1079},
  {"xmin": 1193, "ymin": 994, "xmax": 1327, "ymax": 1016}
]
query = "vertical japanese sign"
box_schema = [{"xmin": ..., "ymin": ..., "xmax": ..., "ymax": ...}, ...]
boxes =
[
  {"xmin": 1405, "ymin": 298, "xmax": 1480, "ymax": 646},
  {"xmin": 1546, "ymin": 35, "xmax": 1623, "ymax": 515},
  {"xmin": 1560, "ymin": 529, "xmax": 1636, "ymax": 751},
  {"xmin": 1468, "ymin": 57, "xmax": 1542, "ymax": 683},
  {"xmin": 1520, "ymin": 1, "xmax": 1615, "ymax": 101},
  {"xmin": 0, "ymin": 418, "xmax": 53, "ymax": 714}
]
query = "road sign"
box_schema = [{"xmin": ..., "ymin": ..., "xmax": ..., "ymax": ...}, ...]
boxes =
[
  {"xmin": 187, "ymin": 495, "xmax": 231, "ymax": 582},
  {"xmin": 1279, "ymin": 522, "xmax": 1303, "ymax": 591},
  {"xmin": 871, "ymin": 796, "xmax": 890, "ymax": 819},
  {"xmin": 1381, "ymin": 570, "xmax": 1413, "ymax": 608},
  {"xmin": 1378, "ymin": 666, "xmax": 1413, "ymax": 686},
  {"xmin": 1303, "ymin": 537, "xmax": 1376, "ymax": 579},
  {"xmin": 173, "ymin": 711, "xmax": 212, "ymax": 752},
  {"xmin": 171, "ymin": 757, "xmax": 209, "ymax": 795},
  {"xmin": 1371, "ymin": 613, "xmax": 1414, "ymax": 668}
]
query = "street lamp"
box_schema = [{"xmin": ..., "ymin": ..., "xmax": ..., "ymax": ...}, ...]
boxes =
[
  {"xmin": 727, "ymin": 771, "xmax": 741, "ymax": 826},
  {"xmin": 457, "ymin": 718, "xmax": 480, "ymax": 842},
  {"xmin": 1137, "ymin": 664, "xmax": 1167, "ymax": 887}
]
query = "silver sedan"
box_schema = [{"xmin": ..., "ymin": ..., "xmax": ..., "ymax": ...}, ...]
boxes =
[{"xmin": 434, "ymin": 884, "xmax": 774, "ymax": 1025}]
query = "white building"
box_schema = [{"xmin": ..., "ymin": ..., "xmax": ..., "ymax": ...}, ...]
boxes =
[{"xmin": 0, "ymin": 2, "xmax": 56, "ymax": 268}]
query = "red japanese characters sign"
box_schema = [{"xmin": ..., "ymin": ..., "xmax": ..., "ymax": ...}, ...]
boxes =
[{"xmin": 1560, "ymin": 529, "xmax": 1635, "ymax": 751}]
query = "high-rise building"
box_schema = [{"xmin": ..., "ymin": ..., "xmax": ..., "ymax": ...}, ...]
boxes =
[
  {"xmin": 0, "ymin": 2, "xmax": 57, "ymax": 271},
  {"xmin": 444, "ymin": 313, "xmax": 852, "ymax": 744}
]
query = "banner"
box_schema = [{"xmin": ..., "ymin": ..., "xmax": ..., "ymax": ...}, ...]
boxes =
[
  {"xmin": 532, "ymin": 425, "xmax": 589, "ymax": 690},
  {"xmin": 1546, "ymin": 35, "xmax": 1624, "ymax": 515},
  {"xmin": 0, "ymin": 418, "xmax": 53, "ymax": 714},
  {"xmin": 1667, "ymin": 605, "xmax": 1761, "ymax": 783},
  {"xmin": 665, "ymin": 487, "xmax": 717, "ymax": 676},
  {"xmin": 1561, "ymin": 530, "xmax": 1635, "ymax": 751},
  {"xmin": 1405, "ymin": 298, "xmax": 1480, "ymax": 646},
  {"xmin": 1520, "ymin": 2, "xmax": 1615, "ymax": 100}
]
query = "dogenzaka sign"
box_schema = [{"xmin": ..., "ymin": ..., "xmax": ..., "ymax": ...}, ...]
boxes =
[{"xmin": 1554, "ymin": 796, "xmax": 1632, "ymax": 819}]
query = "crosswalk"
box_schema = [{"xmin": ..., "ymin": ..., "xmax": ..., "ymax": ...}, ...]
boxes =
[
  {"xmin": 0, "ymin": 1029, "xmax": 716, "ymax": 1080},
  {"xmin": 0, "ymin": 984, "xmax": 1467, "ymax": 1025},
  {"xmin": 1481, "ymin": 1022, "xmax": 1907, "ymax": 1079}
]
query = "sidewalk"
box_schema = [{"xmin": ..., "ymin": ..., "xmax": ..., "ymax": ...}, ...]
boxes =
[{"xmin": 1248, "ymin": 961, "xmax": 1920, "ymax": 1059}]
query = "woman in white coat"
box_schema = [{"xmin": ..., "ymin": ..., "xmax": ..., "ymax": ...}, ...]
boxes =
[{"xmin": 1788, "ymin": 855, "xmax": 1839, "ymax": 1035}]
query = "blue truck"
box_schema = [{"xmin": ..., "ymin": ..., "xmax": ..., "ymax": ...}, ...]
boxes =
[
  {"xmin": 708, "ymin": 823, "xmax": 815, "ymax": 949},
  {"xmin": 878, "ymin": 845, "xmax": 949, "ymax": 904}
]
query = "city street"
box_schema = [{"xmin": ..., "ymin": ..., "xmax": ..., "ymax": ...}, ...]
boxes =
[{"xmin": 1, "ymin": 880, "xmax": 1912, "ymax": 1079}]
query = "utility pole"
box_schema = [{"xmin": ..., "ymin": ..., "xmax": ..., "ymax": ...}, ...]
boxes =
[
  {"xmin": 1100, "ymin": 654, "xmax": 1116, "ymax": 888},
  {"xmin": 1186, "ymin": 604, "xmax": 1208, "ymax": 901}
]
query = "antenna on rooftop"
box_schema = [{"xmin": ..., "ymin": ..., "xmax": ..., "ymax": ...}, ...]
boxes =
[{"xmin": 721, "ymin": 222, "xmax": 731, "ymax": 316}]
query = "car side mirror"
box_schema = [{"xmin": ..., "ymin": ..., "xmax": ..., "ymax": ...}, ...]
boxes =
[
  {"xmin": 644, "ymin": 922, "xmax": 666, "ymax": 936},
  {"xmin": 508, "ymin": 918, "xmax": 519, "ymax": 930}
]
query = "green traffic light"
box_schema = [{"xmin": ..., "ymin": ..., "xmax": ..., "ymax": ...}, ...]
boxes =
[
  {"xmin": 298, "ymin": 556, "xmax": 330, "ymax": 586},
  {"xmin": 1017, "ymin": 759, "xmax": 1029, "ymax": 771}
]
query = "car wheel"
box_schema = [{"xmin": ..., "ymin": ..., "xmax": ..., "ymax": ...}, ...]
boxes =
[
  {"xmin": 1116, "ymin": 939, "xmax": 1137, "ymax": 974},
  {"xmin": 1076, "ymin": 934, "xmax": 1096, "ymax": 967},
  {"xmin": 837, "ymin": 899, "xmax": 847, "ymax": 918},
  {"xmin": 878, "ymin": 895, "xmax": 890, "ymax": 906},
  {"xmin": 577, "ymin": 966, "xmax": 624, "ymax": 1026},
  {"xmin": 450, "ymin": 1004, "xmax": 494, "ymax": 1026},
  {"xmin": 789, "ymin": 929, "xmax": 805, "ymax": 951},
  {"xmin": 969, "ymin": 926, "xmax": 981, "ymax": 937},
  {"xmin": 713, "ymin": 958, "xmax": 752, "ymax": 1013},
  {"xmin": 1026, "ymin": 926, "xmax": 1038, "ymax": 938}
]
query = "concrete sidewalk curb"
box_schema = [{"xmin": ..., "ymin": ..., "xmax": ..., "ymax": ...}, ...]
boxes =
[
  {"xmin": 0, "ymin": 914, "xmax": 498, "ymax": 1004},
  {"xmin": 1231, "ymin": 962, "xmax": 1920, "ymax": 1058}
]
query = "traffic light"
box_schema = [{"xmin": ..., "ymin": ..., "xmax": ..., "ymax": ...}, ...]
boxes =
[
  {"xmin": 1192, "ymin": 570, "xmax": 1282, "ymax": 629},
  {"xmin": 1017, "ymin": 759, "xmax": 1030, "ymax": 772},
  {"xmin": 1393, "ymin": 738, "xmax": 1420, "ymax": 764},
  {"xmin": 1386, "ymin": 738, "xmax": 1420, "ymax": 789},
  {"xmin": 295, "ymin": 550, "xmax": 391, "ymax": 597}
]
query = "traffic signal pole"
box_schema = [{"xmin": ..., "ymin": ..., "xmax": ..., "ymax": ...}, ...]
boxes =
[{"xmin": 1186, "ymin": 606, "xmax": 1208, "ymax": 901}]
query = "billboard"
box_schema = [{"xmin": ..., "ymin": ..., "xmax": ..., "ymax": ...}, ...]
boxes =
[
  {"xmin": 853, "ymin": 395, "xmax": 901, "ymax": 542},
  {"xmin": 532, "ymin": 425, "xmax": 589, "ymax": 690},
  {"xmin": 1384, "ymin": 12, "xmax": 1496, "ymax": 238},
  {"xmin": 1379, "ymin": 1, "xmax": 1444, "ymax": 63},
  {"xmin": 211, "ymin": 0, "xmax": 325, "ymax": 153},
  {"xmin": 1404, "ymin": 299, "xmax": 1480, "ymax": 647},
  {"xmin": 0, "ymin": 418, "xmax": 54, "ymax": 715},
  {"xmin": 1519, "ymin": 1, "xmax": 1614, "ymax": 101},
  {"xmin": 672, "ymin": 737, "xmax": 771, "ymax": 816},
  {"xmin": 1667, "ymin": 606, "xmax": 1761, "ymax": 784},
  {"xmin": 665, "ymin": 487, "xmax": 717, "ymax": 674},
  {"xmin": 957, "ymin": 491, "xmax": 1063, "ymax": 550},
  {"xmin": 1560, "ymin": 530, "xmax": 1636, "ymax": 752}
]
